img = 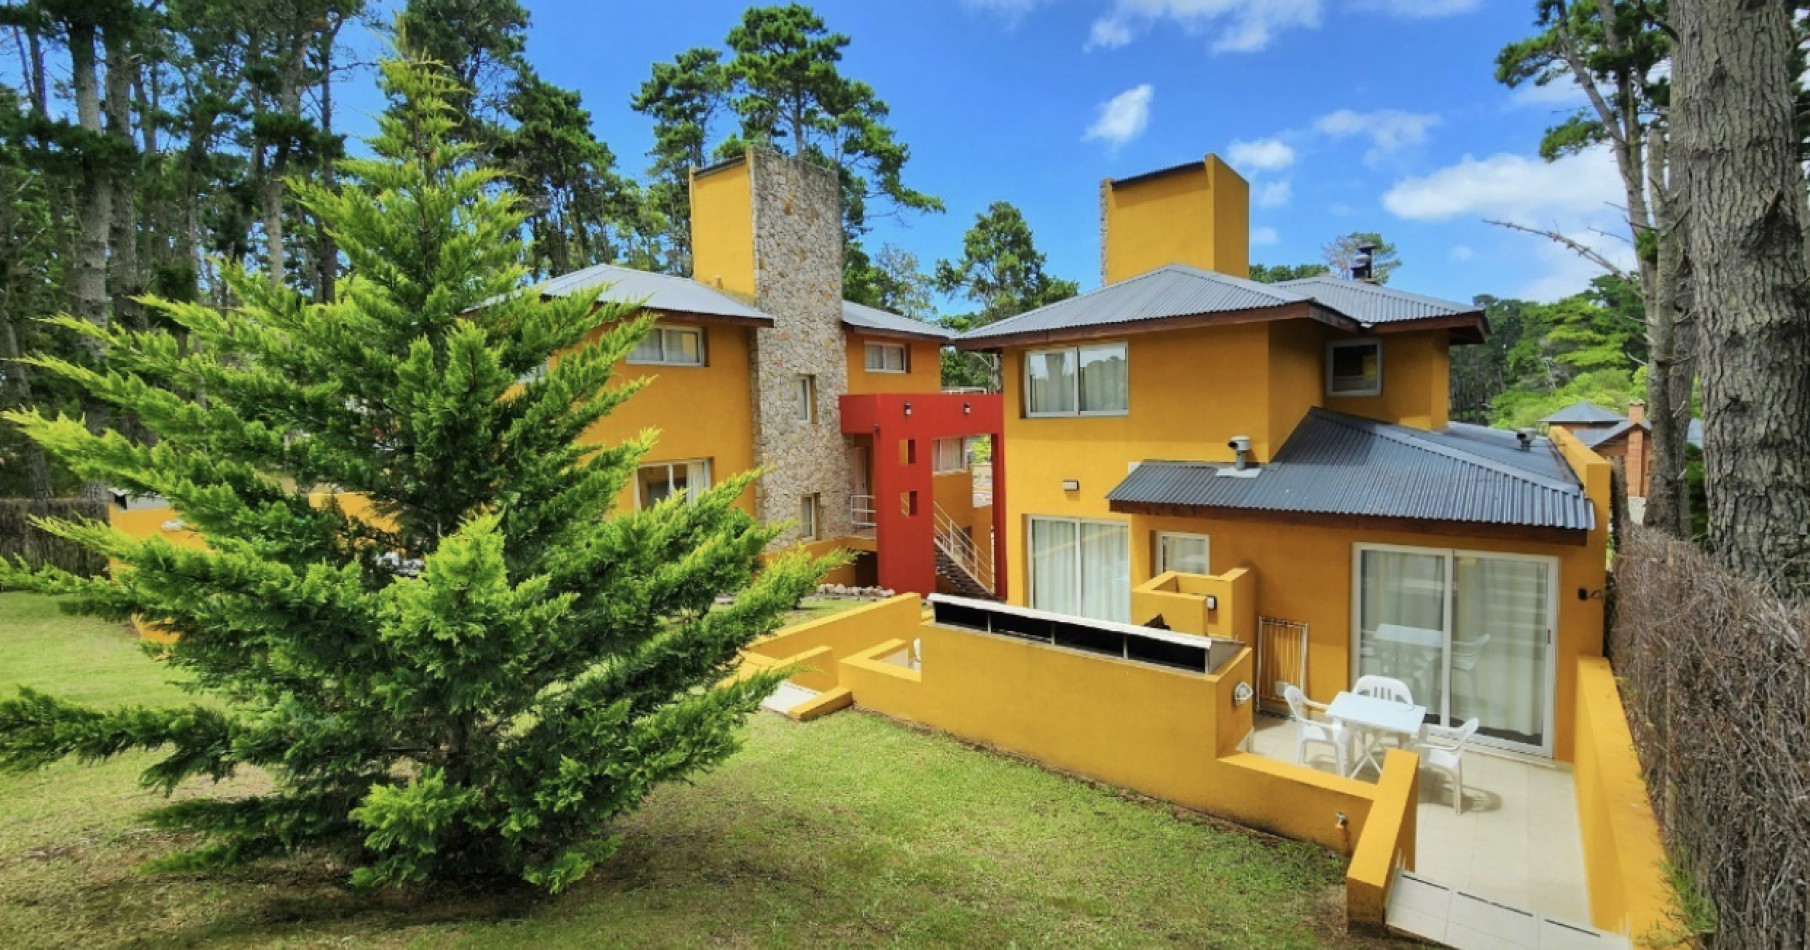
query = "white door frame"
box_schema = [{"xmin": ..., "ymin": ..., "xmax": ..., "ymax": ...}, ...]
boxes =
[
  {"xmin": 1350, "ymin": 542, "xmax": 1559, "ymax": 757},
  {"xmin": 1026, "ymin": 514, "xmax": 1131, "ymax": 623}
]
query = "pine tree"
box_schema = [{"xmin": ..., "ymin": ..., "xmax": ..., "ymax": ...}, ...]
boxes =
[{"xmin": 0, "ymin": 56, "xmax": 826, "ymax": 891}]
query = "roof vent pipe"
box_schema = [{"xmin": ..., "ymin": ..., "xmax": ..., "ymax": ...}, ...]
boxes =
[
  {"xmin": 1516, "ymin": 429, "xmax": 1535, "ymax": 450},
  {"xmin": 1351, "ymin": 243, "xmax": 1377, "ymax": 282},
  {"xmin": 1228, "ymin": 435, "xmax": 1253, "ymax": 470}
]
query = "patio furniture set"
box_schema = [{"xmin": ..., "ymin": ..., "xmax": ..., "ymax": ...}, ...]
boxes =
[{"xmin": 1283, "ymin": 677, "xmax": 1480, "ymax": 813}]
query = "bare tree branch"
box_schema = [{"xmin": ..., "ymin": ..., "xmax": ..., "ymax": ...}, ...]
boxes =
[{"xmin": 1486, "ymin": 218, "xmax": 1634, "ymax": 283}]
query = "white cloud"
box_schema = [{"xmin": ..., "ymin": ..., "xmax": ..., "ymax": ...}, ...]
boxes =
[
  {"xmin": 1385, "ymin": 146, "xmax": 1633, "ymax": 300},
  {"xmin": 1351, "ymin": 0, "xmax": 1479, "ymax": 16},
  {"xmin": 1449, "ymin": 244, "xmax": 1475, "ymax": 262},
  {"xmin": 1084, "ymin": 84, "xmax": 1155, "ymax": 146},
  {"xmin": 1251, "ymin": 226, "xmax": 1280, "ymax": 246},
  {"xmin": 1086, "ymin": 0, "xmax": 1322, "ymax": 54},
  {"xmin": 1314, "ymin": 108, "xmax": 1440, "ymax": 164},
  {"xmin": 1227, "ymin": 137, "xmax": 1297, "ymax": 172},
  {"xmin": 1381, "ymin": 147, "xmax": 1622, "ymax": 221},
  {"xmin": 1506, "ymin": 80, "xmax": 1590, "ymax": 110},
  {"xmin": 962, "ymin": 0, "xmax": 1050, "ymax": 14},
  {"xmin": 1256, "ymin": 179, "xmax": 1293, "ymax": 207}
]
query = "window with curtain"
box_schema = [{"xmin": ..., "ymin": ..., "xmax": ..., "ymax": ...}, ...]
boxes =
[
  {"xmin": 1157, "ymin": 532, "xmax": 1210, "ymax": 575},
  {"xmin": 932, "ymin": 438, "xmax": 966, "ymax": 474},
  {"xmin": 1029, "ymin": 517, "xmax": 1129, "ymax": 623},
  {"xmin": 1451, "ymin": 555, "xmax": 1551, "ymax": 747},
  {"xmin": 865, "ymin": 341, "xmax": 908, "ymax": 372},
  {"xmin": 1026, "ymin": 343, "xmax": 1127, "ymax": 416},
  {"xmin": 637, "ymin": 460, "xmax": 711, "ymax": 509},
  {"xmin": 628, "ymin": 325, "xmax": 705, "ymax": 366}
]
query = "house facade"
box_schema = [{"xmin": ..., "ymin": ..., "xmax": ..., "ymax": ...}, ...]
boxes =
[
  {"xmin": 532, "ymin": 148, "xmax": 1001, "ymax": 597},
  {"xmin": 955, "ymin": 156, "xmax": 1609, "ymax": 762}
]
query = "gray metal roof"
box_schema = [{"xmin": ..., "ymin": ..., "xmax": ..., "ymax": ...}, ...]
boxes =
[
  {"xmin": 1106, "ymin": 408, "xmax": 1595, "ymax": 532},
  {"xmin": 536, "ymin": 263, "xmax": 774, "ymax": 323},
  {"xmin": 1273, "ymin": 275, "xmax": 1480, "ymax": 325},
  {"xmin": 1540, "ymin": 401, "xmax": 1625, "ymax": 425},
  {"xmin": 958, "ymin": 264, "xmax": 1312, "ymax": 343},
  {"xmin": 842, "ymin": 300, "xmax": 953, "ymax": 340},
  {"xmin": 1571, "ymin": 421, "xmax": 1634, "ymax": 448}
]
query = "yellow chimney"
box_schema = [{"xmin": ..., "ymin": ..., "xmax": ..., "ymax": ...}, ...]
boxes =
[
  {"xmin": 689, "ymin": 156, "xmax": 757, "ymax": 300},
  {"xmin": 1100, "ymin": 154, "xmax": 1250, "ymax": 284}
]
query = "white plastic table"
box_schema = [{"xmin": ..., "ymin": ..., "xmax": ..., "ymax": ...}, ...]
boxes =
[{"xmin": 1327, "ymin": 690, "xmax": 1427, "ymax": 778}]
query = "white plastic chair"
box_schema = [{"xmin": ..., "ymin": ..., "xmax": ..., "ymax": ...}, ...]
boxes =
[
  {"xmin": 1416, "ymin": 718, "xmax": 1481, "ymax": 814},
  {"xmin": 1284, "ymin": 684, "xmax": 1350, "ymax": 776},
  {"xmin": 1449, "ymin": 636, "xmax": 1491, "ymax": 705},
  {"xmin": 1353, "ymin": 674, "xmax": 1414, "ymax": 705}
]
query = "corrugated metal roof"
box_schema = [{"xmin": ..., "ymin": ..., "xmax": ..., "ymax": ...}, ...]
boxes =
[
  {"xmin": 1571, "ymin": 421, "xmax": 1634, "ymax": 448},
  {"xmin": 536, "ymin": 263, "xmax": 774, "ymax": 323},
  {"xmin": 959, "ymin": 264, "xmax": 1312, "ymax": 342},
  {"xmin": 842, "ymin": 300, "xmax": 953, "ymax": 339},
  {"xmin": 1541, "ymin": 401, "xmax": 1625, "ymax": 425},
  {"xmin": 1106, "ymin": 408, "xmax": 1595, "ymax": 532},
  {"xmin": 1273, "ymin": 275, "xmax": 1479, "ymax": 325}
]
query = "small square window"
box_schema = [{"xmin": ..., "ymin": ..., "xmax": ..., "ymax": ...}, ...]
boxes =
[
  {"xmin": 1326, "ymin": 340, "xmax": 1382, "ymax": 397},
  {"xmin": 865, "ymin": 342, "xmax": 908, "ymax": 373}
]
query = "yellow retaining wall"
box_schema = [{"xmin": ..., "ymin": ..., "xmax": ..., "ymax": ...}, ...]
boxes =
[
  {"xmin": 1130, "ymin": 568, "xmax": 1255, "ymax": 645},
  {"xmin": 1345, "ymin": 749, "xmax": 1421, "ymax": 929},
  {"xmin": 1574, "ymin": 657, "xmax": 1676, "ymax": 942},
  {"xmin": 788, "ymin": 597, "xmax": 1417, "ymax": 929},
  {"xmin": 745, "ymin": 594, "xmax": 922, "ymax": 692}
]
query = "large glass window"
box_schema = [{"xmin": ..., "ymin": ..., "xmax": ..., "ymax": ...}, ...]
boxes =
[
  {"xmin": 628, "ymin": 325, "xmax": 705, "ymax": 366},
  {"xmin": 932, "ymin": 438, "xmax": 966, "ymax": 474},
  {"xmin": 636, "ymin": 460, "xmax": 711, "ymax": 509},
  {"xmin": 865, "ymin": 341, "xmax": 908, "ymax": 373},
  {"xmin": 1029, "ymin": 516, "xmax": 1130, "ymax": 623},
  {"xmin": 1026, "ymin": 343, "xmax": 1127, "ymax": 416}
]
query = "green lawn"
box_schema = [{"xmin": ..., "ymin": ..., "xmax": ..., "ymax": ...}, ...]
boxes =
[{"xmin": 0, "ymin": 592, "xmax": 1394, "ymax": 948}]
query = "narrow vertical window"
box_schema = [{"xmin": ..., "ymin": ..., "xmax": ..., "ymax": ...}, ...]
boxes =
[{"xmin": 797, "ymin": 375, "xmax": 816, "ymax": 423}]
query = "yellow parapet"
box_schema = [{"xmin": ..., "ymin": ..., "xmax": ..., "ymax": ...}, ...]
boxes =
[{"xmin": 1573, "ymin": 656, "xmax": 1678, "ymax": 943}]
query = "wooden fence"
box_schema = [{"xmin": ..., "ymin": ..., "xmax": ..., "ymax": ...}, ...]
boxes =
[
  {"xmin": 1612, "ymin": 528, "xmax": 1809, "ymax": 948},
  {"xmin": 0, "ymin": 498, "xmax": 110, "ymax": 578}
]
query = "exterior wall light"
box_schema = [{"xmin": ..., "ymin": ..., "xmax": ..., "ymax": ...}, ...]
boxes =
[
  {"xmin": 903, "ymin": 401, "xmax": 913, "ymax": 416},
  {"xmin": 963, "ymin": 402, "xmax": 972, "ymax": 415},
  {"xmin": 1233, "ymin": 681, "xmax": 1253, "ymax": 706},
  {"xmin": 1061, "ymin": 479, "xmax": 1080, "ymax": 491},
  {"xmin": 1205, "ymin": 595, "xmax": 1218, "ymax": 610}
]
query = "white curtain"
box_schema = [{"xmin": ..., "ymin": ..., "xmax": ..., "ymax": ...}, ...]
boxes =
[
  {"xmin": 1159, "ymin": 534, "xmax": 1210, "ymax": 575},
  {"xmin": 1030, "ymin": 519, "xmax": 1079, "ymax": 617},
  {"xmin": 1079, "ymin": 522, "xmax": 1130, "ymax": 623},
  {"xmin": 1079, "ymin": 344, "xmax": 1128, "ymax": 412},
  {"xmin": 1357, "ymin": 549, "xmax": 1447, "ymax": 711},
  {"xmin": 1028, "ymin": 350, "xmax": 1077, "ymax": 414},
  {"xmin": 1452, "ymin": 556, "xmax": 1549, "ymax": 746}
]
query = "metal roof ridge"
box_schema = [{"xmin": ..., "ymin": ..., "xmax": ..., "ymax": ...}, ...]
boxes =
[
  {"xmin": 1305, "ymin": 408, "xmax": 1585, "ymax": 494},
  {"xmin": 955, "ymin": 263, "xmax": 1308, "ymax": 341},
  {"xmin": 1276, "ymin": 274, "xmax": 1477, "ymax": 310}
]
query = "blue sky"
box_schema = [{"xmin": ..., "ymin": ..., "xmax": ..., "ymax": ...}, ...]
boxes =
[{"xmin": 350, "ymin": 1, "xmax": 1630, "ymax": 307}]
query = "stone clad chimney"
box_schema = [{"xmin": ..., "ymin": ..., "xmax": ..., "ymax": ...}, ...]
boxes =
[
  {"xmin": 690, "ymin": 148, "xmax": 851, "ymax": 544},
  {"xmin": 1099, "ymin": 154, "xmax": 1250, "ymax": 284}
]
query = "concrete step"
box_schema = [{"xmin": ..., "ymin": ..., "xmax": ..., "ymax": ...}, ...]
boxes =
[
  {"xmin": 1386, "ymin": 872, "xmax": 1629, "ymax": 950},
  {"xmin": 759, "ymin": 681, "xmax": 819, "ymax": 716}
]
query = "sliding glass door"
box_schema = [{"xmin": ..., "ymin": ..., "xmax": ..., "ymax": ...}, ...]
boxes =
[
  {"xmin": 1028, "ymin": 517, "xmax": 1129, "ymax": 623},
  {"xmin": 1353, "ymin": 545, "xmax": 1557, "ymax": 755}
]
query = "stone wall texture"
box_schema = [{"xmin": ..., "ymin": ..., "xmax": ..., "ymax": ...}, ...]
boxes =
[{"xmin": 746, "ymin": 149, "xmax": 853, "ymax": 545}]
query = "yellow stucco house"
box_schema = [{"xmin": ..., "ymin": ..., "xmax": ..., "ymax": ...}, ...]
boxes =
[{"xmin": 954, "ymin": 156, "xmax": 1610, "ymax": 764}]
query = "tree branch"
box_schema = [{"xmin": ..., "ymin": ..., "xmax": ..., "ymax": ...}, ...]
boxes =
[{"xmin": 1486, "ymin": 218, "xmax": 1633, "ymax": 283}]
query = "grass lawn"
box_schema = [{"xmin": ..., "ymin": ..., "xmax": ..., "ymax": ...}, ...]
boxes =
[{"xmin": 0, "ymin": 592, "xmax": 1396, "ymax": 948}]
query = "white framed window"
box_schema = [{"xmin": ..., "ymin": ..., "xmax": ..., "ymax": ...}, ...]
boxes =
[
  {"xmin": 932, "ymin": 438, "xmax": 967, "ymax": 474},
  {"xmin": 628, "ymin": 324, "xmax": 705, "ymax": 366},
  {"xmin": 1156, "ymin": 532, "xmax": 1211, "ymax": 576},
  {"xmin": 865, "ymin": 341, "xmax": 908, "ymax": 373},
  {"xmin": 796, "ymin": 375, "xmax": 817, "ymax": 423},
  {"xmin": 1028, "ymin": 515, "xmax": 1130, "ymax": 623},
  {"xmin": 1326, "ymin": 339, "xmax": 1382, "ymax": 397},
  {"xmin": 800, "ymin": 493, "xmax": 820, "ymax": 540},
  {"xmin": 1026, "ymin": 342, "xmax": 1128, "ymax": 417},
  {"xmin": 635, "ymin": 459, "xmax": 711, "ymax": 509}
]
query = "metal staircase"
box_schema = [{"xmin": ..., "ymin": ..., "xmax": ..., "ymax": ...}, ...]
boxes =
[{"xmin": 932, "ymin": 502, "xmax": 995, "ymax": 598}]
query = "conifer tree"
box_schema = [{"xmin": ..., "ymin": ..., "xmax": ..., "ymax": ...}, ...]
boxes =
[{"xmin": 0, "ymin": 55, "xmax": 824, "ymax": 891}]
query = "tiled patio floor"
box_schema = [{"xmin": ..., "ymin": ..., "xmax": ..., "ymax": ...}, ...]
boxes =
[{"xmin": 1248, "ymin": 713, "xmax": 1594, "ymax": 928}]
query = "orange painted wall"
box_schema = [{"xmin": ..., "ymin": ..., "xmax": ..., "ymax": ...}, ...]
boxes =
[
  {"xmin": 844, "ymin": 334, "xmax": 943, "ymax": 395},
  {"xmin": 1102, "ymin": 155, "xmax": 1250, "ymax": 281},
  {"xmin": 574, "ymin": 315, "xmax": 758, "ymax": 515},
  {"xmin": 688, "ymin": 159, "xmax": 755, "ymax": 301}
]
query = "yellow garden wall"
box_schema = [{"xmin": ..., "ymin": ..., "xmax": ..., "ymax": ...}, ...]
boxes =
[
  {"xmin": 1573, "ymin": 657, "xmax": 1676, "ymax": 941},
  {"xmin": 1130, "ymin": 568, "xmax": 1255, "ymax": 644}
]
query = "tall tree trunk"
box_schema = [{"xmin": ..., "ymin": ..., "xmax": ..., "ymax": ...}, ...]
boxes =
[
  {"xmin": 1674, "ymin": 0, "xmax": 1810, "ymax": 597},
  {"xmin": 314, "ymin": 23, "xmax": 340, "ymax": 304},
  {"xmin": 68, "ymin": 20, "xmax": 113, "ymax": 495},
  {"xmin": 0, "ymin": 314, "xmax": 53, "ymax": 499},
  {"xmin": 1642, "ymin": 133, "xmax": 1692, "ymax": 536}
]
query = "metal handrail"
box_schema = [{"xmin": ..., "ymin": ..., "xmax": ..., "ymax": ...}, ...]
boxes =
[
  {"xmin": 932, "ymin": 501, "xmax": 993, "ymax": 592},
  {"xmin": 852, "ymin": 493, "xmax": 877, "ymax": 529}
]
